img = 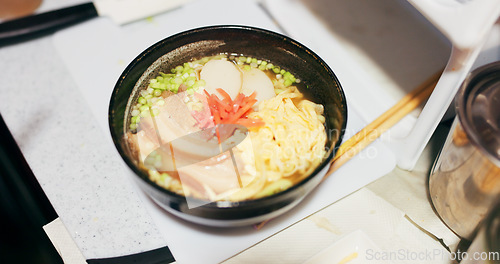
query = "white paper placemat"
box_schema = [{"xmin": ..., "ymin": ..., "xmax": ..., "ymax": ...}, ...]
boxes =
[{"xmin": 52, "ymin": 0, "xmax": 396, "ymax": 262}]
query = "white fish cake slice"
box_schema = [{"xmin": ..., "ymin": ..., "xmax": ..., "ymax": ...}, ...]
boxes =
[
  {"xmin": 241, "ymin": 68, "xmax": 275, "ymax": 102},
  {"xmin": 200, "ymin": 60, "xmax": 242, "ymax": 99}
]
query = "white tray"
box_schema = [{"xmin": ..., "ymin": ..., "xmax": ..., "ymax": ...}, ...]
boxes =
[{"xmin": 52, "ymin": 0, "xmax": 395, "ymax": 263}]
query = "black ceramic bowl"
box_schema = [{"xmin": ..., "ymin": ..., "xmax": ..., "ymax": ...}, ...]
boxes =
[{"xmin": 109, "ymin": 25, "xmax": 347, "ymax": 227}]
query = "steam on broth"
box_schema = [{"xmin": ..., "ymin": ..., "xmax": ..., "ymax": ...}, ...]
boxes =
[{"xmin": 126, "ymin": 54, "xmax": 327, "ymax": 202}]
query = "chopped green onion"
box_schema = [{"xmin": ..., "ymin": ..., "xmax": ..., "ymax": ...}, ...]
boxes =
[{"xmin": 131, "ymin": 116, "xmax": 139, "ymax": 124}]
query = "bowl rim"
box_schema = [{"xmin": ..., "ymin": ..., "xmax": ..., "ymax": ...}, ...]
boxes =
[{"xmin": 109, "ymin": 25, "xmax": 348, "ymax": 211}]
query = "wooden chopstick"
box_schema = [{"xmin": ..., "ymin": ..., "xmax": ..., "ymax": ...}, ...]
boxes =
[
  {"xmin": 254, "ymin": 69, "xmax": 443, "ymax": 230},
  {"xmin": 324, "ymin": 69, "xmax": 443, "ymax": 177}
]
